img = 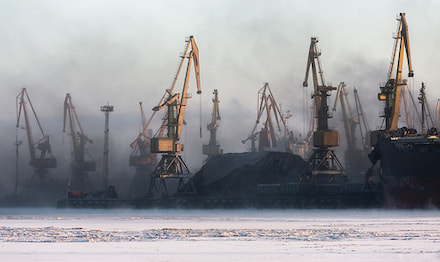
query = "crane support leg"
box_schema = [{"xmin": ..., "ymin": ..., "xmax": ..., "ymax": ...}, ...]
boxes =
[{"xmin": 147, "ymin": 154, "xmax": 196, "ymax": 198}]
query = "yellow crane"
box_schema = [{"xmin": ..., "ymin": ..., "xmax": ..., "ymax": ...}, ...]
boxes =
[
  {"xmin": 16, "ymin": 88, "xmax": 57, "ymax": 188},
  {"xmin": 301, "ymin": 37, "xmax": 345, "ymax": 186},
  {"xmin": 377, "ymin": 12, "xmax": 414, "ymax": 133},
  {"xmin": 203, "ymin": 89, "xmax": 222, "ymax": 160},
  {"xmin": 147, "ymin": 36, "xmax": 201, "ymax": 197},
  {"xmin": 63, "ymin": 93, "xmax": 95, "ymax": 191}
]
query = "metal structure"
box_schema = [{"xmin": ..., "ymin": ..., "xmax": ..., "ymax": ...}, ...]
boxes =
[
  {"xmin": 203, "ymin": 89, "xmax": 222, "ymax": 160},
  {"xmin": 63, "ymin": 93, "xmax": 95, "ymax": 191},
  {"xmin": 353, "ymin": 87, "xmax": 371, "ymax": 150},
  {"xmin": 332, "ymin": 83, "xmax": 370, "ymax": 173},
  {"xmin": 377, "ymin": 13, "xmax": 414, "ymax": 133},
  {"xmin": 16, "ymin": 88, "xmax": 57, "ymax": 188},
  {"xmin": 14, "ymin": 132, "xmax": 22, "ymax": 196},
  {"xmin": 101, "ymin": 103, "xmax": 114, "ymax": 189},
  {"xmin": 436, "ymin": 99, "xmax": 440, "ymax": 129},
  {"xmin": 301, "ymin": 37, "xmax": 345, "ymax": 186},
  {"xmin": 417, "ymin": 82, "xmax": 435, "ymax": 134},
  {"xmin": 129, "ymin": 102, "xmax": 158, "ymax": 173},
  {"xmin": 332, "ymin": 82, "xmax": 358, "ymax": 153},
  {"xmin": 242, "ymin": 83, "xmax": 290, "ymax": 152},
  {"xmin": 147, "ymin": 35, "xmax": 202, "ymax": 198}
]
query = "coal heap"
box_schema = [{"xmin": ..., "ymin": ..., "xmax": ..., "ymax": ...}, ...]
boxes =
[{"xmin": 191, "ymin": 151, "xmax": 306, "ymax": 198}]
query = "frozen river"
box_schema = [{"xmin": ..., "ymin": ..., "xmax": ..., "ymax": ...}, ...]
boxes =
[{"xmin": 0, "ymin": 208, "xmax": 439, "ymax": 261}]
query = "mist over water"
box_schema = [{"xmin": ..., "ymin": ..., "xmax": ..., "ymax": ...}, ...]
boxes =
[
  {"xmin": 0, "ymin": 208, "xmax": 439, "ymax": 261},
  {"xmin": 1, "ymin": 1, "xmax": 440, "ymax": 198}
]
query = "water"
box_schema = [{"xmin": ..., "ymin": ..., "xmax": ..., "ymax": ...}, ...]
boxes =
[{"xmin": 0, "ymin": 208, "xmax": 439, "ymax": 261}]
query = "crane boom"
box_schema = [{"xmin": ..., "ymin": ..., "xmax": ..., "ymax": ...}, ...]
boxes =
[
  {"xmin": 63, "ymin": 93, "xmax": 93, "ymax": 160},
  {"xmin": 140, "ymin": 102, "xmax": 147, "ymax": 131},
  {"xmin": 16, "ymin": 88, "xmax": 56, "ymax": 169}
]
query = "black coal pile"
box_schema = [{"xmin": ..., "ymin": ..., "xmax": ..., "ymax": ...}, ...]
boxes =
[{"xmin": 191, "ymin": 151, "xmax": 306, "ymax": 198}]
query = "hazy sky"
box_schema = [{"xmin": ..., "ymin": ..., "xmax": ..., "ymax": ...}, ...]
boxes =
[{"xmin": 1, "ymin": 0, "xmax": 439, "ymax": 191}]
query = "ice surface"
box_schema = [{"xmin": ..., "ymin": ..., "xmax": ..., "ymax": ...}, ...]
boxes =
[{"xmin": 0, "ymin": 208, "xmax": 439, "ymax": 261}]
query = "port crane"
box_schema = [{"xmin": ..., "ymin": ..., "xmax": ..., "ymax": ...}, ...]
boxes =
[
  {"xmin": 203, "ymin": 89, "xmax": 222, "ymax": 160},
  {"xmin": 16, "ymin": 88, "xmax": 57, "ymax": 188},
  {"xmin": 353, "ymin": 87, "xmax": 371, "ymax": 150},
  {"xmin": 332, "ymin": 83, "xmax": 371, "ymax": 173},
  {"xmin": 301, "ymin": 37, "xmax": 345, "ymax": 186},
  {"xmin": 63, "ymin": 93, "xmax": 95, "ymax": 191},
  {"xmin": 129, "ymin": 102, "xmax": 157, "ymax": 173},
  {"xmin": 376, "ymin": 13, "xmax": 414, "ymax": 135},
  {"xmin": 147, "ymin": 35, "xmax": 201, "ymax": 198},
  {"xmin": 242, "ymin": 83, "xmax": 290, "ymax": 152}
]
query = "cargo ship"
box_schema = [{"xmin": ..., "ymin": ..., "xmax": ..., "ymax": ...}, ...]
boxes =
[{"xmin": 367, "ymin": 13, "xmax": 440, "ymax": 208}]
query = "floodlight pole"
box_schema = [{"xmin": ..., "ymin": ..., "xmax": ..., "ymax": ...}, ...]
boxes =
[{"xmin": 101, "ymin": 103, "xmax": 114, "ymax": 189}]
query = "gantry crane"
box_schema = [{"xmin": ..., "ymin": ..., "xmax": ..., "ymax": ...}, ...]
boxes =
[
  {"xmin": 202, "ymin": 89, "xmax": 222, "ymax": 160},
  {"xmin": 242, "ymin": 83, "xmax": 289, "ymax": 152},
  {"xmin": 374, "ymin": 13, "xmax": 414, "ymax": 140},
  {"xmin": 301, "ymin": 37, "xmax": 345, "ymax": 186},
  {"xmin": 147, "ymin": 35, "xmax": 201, "ymax": 198},
  {"xmin": 16, "ymin": 88, "xmax": 57, "ymax": 188},
  {"xmin": 332, "ymin": 83, "xmax": 371, "ymax": 173},
  {"xmin": 63, "ymin": 93, "xmax": 95, "ymax": 191}
]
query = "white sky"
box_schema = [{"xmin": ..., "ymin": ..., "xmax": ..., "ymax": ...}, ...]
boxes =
[{"xmin": 1, "ymin": 0, "xmax": 439, "ymax": 183}]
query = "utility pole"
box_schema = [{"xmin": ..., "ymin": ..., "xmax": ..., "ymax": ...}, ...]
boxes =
[{"xmin": 101, "ymin": 103, "xmax": 114, "ymax": 189}]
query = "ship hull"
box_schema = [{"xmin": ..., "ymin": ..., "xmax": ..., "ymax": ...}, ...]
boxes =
[{"xmin": 370, "ymin": 136, "xmax": 440, "ymax": 207}]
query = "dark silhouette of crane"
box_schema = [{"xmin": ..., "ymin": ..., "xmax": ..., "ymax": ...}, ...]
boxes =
[
  {"xmin": 203, "ymin": 89, "xmax": 222, "ymax": 160},
  {"xmin": 63, "ymin": 93, "xmax": 95, "ymax": 192},
  {"xmin": 301, "ymin": 37, "xmax": 345, "ymax": 188},
  {"xmin": 16, "ymin": 88, "xmax": 57, "ymax": 189},
  {"xmin": 242, "ymin": 83, "xmax": 291, "ymax": 152}
]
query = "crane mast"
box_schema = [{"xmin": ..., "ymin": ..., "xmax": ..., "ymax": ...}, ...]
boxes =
[
  {"xmin": 16, "ymin": 88, "xmax": 57, "ymax": 187},
  {"xmin": 301, "ymin": 37, "xmax": 345, "ymax": 186},
  {"xmin": 147, "ymin": 36, "xmax": 202, "ymax": 198},
  {"xmin": 63, "ymin": 93, "xmax": 95, "ymax": 191},
  {"xmin": 203, "ymin": 89, "xmax": 222, "ymax": 160}
]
